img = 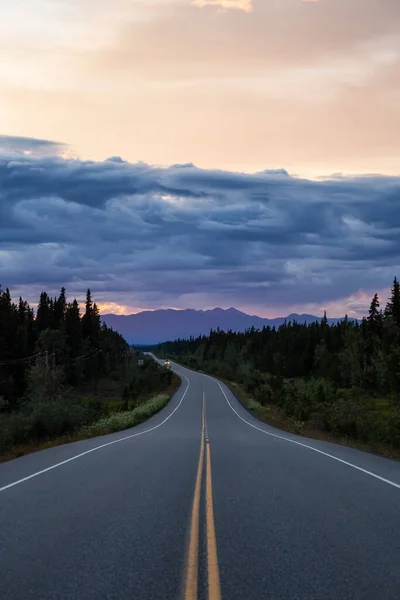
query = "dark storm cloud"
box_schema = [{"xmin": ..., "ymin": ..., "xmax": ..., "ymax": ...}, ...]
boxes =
[{"xmin": 1, "ymin": 136, "xmax": 400, "ymax": 312}]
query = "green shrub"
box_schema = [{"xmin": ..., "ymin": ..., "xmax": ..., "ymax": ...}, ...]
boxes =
[
  {"xmin": 283, "ymin": 379, "xmax": 318, "ymax": 420},
  {"xmin": 253, "ymin": 383, "xmax": 273, "ymax": 406},
  {"xmin": 322, "ymin": 396, "xmax": 375, "ymax": 440},
  {"xmin": 0, "ymin": 393, "xmax": 170, "ymax": 454},
  {"xmin": 0, "ymin": 398, "xmax": 89, "ymax": 452},
  {"xmin": 376, "ymin": 408, "xmax": 400, "ymax": 446},
  {"xmin": 0, "ymin": 412, "xmax": 28, "ymax": 450},
  {"xmin": 80, "ymin": 394, "xmax": 169, "ymax": 436}
]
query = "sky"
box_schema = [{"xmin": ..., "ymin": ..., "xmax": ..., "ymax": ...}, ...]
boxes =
[{"xmin": 1, "ymin": 0, "xmax": 400, "ymax": 318}]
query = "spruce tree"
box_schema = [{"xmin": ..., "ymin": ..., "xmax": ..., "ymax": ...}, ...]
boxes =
[
  {"xmin": 367, "ymin": 293, "xmax": 382, "ymax": 338},
  {"xmin": 36, "ymin": 292, "xmax": 51, "ymax": 332},
  {"xmin": 65, "ymin": 299, "xmax": 83, "ymax": 357},
  {"xmin": 81, "ymin": 289, "xmax": 93, "ymax": 342},
  {"xmin": 385, "ymin": 277, "xmax": 400, "ymax": 325},
  {"xmin": 53, "ymin": 287, "xmax": 67, "ymax": 329}
]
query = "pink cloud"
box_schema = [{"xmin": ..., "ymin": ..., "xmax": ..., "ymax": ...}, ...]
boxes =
[
  {"xmin": 290, "ymin": 288, "xmax": 391, "ymax": 320},
  {"xmin": 192, "ymin": 0, "xmax": 252, "ymax": 12}
]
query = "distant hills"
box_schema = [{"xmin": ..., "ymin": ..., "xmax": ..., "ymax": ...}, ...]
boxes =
[{"xmin": 101, "ymin": 307, "xmax": 346, "ymax": 345}]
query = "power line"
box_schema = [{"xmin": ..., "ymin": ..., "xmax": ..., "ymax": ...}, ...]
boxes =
[
  {"xmin": 69, "ymin": 349, "xmax": 102, "ymax": 363},
  {"xmin": 0, "ymin": 348, "xmax": 102, "ymax": 368},
  {"xmin": 0, "ymin": 351, "xmax": 45, "ymax": 366}
]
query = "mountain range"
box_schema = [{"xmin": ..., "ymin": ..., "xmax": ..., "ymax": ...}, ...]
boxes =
[{"xmin": 101, "ymin": 307, "xmax": 345, "ymax": 345}]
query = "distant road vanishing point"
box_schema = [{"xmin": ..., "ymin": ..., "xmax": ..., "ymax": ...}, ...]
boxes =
[{"xmin": 1, "ymin": 357, "xmax": 400, "ymax": 599}]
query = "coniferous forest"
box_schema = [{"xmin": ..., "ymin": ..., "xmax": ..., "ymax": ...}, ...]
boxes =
[
  {"xmin": 0, "ymin": 286, "xmax": 128, "ymax": 407},
  {"xmin": 0, "ymin": 285, "xmax": 173, "ymax": 456},
  {"xmin": 154, "ymin": 278, "xmax": 400, "ymax": 453}
]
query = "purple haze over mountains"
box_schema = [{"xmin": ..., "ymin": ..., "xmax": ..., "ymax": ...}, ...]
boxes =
[{"xmin": 101, "ymin": 307, "xmax": 344, "ymax": 345}]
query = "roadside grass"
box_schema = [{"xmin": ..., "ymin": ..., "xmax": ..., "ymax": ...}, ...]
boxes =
[
  {"xmin": 79, "ymin": 393, "xmax": 169, "ymax": 437},
  {"xmin": 222, "ymin": 380, "xmax": 400, "ymax": 460},
  {"xmin": 0, "ymin": 374, "xmax": 181, "ymax": 462},
  {"xmin": 372, "ymin": 397, "xmax": 392, "ymax": 416}
]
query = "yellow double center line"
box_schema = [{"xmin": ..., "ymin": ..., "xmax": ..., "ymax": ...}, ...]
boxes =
[
  {"xmin": 184, "ymin": 392, "xmax": 221, "ymax": 600},
  {"xmin": 205, "ymin": 442, "xmax": 221, "ymax": 600}
]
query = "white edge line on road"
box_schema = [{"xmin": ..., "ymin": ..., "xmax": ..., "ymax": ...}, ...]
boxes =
[
  {"xmin": 208, "ymin": 375, "xmax": 400, "ymax": 491},
  {"xmin": 0, "ymin": 372, "xmax": 190, "ymax": 493}
]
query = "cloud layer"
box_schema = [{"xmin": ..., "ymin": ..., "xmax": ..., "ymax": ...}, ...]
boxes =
[
  {"xmin": 193, "ymin": 0, "xmax": 253, "ymax": 12},
  {"xmin": 1, "ymin": 137, "xmax": 399, "ymax": 317},
  {"xmin": 1, "ymin": 0, "xmax": 399, "ymax": 177}
]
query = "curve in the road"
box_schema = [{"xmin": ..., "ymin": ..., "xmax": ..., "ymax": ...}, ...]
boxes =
[
  {"xmin": 2, "ymin": 358, "xmax": 400, "ymax": 600},
  {"xmin": 0, "ymin": 372, "xmax": 190, "ymax": 493},
  {"xmin": 205, "ymin": 373, "xmax": 400, "ymax": 491}
]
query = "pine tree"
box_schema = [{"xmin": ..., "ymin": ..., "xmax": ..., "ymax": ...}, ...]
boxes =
[
  {"xmin": 65, "ymin": 299, "xmax": 83, "ymax": 357},
  {"xmin": 85, "ymin": 289, "xmax": 92, "ymax": 316},
  {"xmin": 385, "ymin": 277, "xmax": 400, "ymax": 325},
  {"xmin": 36, "ymin": 292, "xmax": 51, "ymax": 332},
  {"xmin": 367, "ymin": 293, "xmax": 382, "ymax": 337},
  {"xmin": 92, "ymin": 303, "xmax": 100, "ymax": 345},
  {"xmin": 0, "ymin": 287, "xmax": 16, "ymax": 360},
  {"xmin": 53, "ymin": 287, "xmax": 67, "ymax": 329},
  {"xmin": 81, "ymin": 289, "xmax": 93, "ymax": 342},
  {"xmin": 18, "ymin": 297, "xmax": 27, "ymax": 325}
]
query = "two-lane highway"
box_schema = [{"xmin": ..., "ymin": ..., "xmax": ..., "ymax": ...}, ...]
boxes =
[{"xmin": 1, "ymin": 359, "xmax": 400, "ymax": 599}]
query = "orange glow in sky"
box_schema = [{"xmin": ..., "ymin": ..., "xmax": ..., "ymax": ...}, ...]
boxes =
[{"xmin": 1, "ymin": 0, "xmax": 399, "ymax": 178}]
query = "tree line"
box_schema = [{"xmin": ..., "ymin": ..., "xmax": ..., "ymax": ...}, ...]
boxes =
[
  {"xmin": 154, "ymin": 278, "xmax": 400, "ymax": 449},
  {"xmin": 0, "ymin": 285, "xmax": 174, "ymax": 455},
  {"xmin": 0, "ymin": 285, "xmax": 128, "ymax": 410}
]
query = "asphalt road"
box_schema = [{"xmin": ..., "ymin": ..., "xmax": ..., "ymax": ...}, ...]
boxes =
[{"xmin": 1, "ymin": 358, "xmax": 400, "ymax": 600}]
